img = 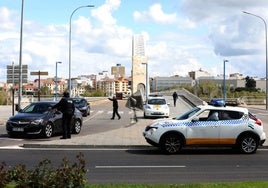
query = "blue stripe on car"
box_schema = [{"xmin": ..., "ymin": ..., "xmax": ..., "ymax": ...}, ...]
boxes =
[{"xmin": 161, "ymin": 120, "xmax": 248, "ymax": 128}]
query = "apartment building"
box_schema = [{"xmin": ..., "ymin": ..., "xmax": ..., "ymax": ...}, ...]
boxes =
[
  {"xmin": 151, "ymin": 76, "xmax": 194, "ymax": 92},
  {"xmin": 111, "ymin": 64, "xmax": 125, "ymax": 78}
]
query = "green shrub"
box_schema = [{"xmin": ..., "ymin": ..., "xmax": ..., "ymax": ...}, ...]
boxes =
[
  {"xmin": 0, "ymin": 162, "xmax": 9, "ymax": 187},
  {"xmin": 2, "ymin": 152, "xmax": 87, "ymax": 188}
]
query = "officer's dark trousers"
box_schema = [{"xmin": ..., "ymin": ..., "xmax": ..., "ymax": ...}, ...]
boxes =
[
  {"xmin": 112, "ymin": 107, "xmax": 121, "ymax": 119},
  {"xmin": 62, "ymin": 114, "xmax": 72, "ymax": 138}
]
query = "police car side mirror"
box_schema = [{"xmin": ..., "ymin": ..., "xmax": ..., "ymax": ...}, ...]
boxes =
[{"xmin": 192, "ymin": 116, "xmax": 199, "ymax": 122}]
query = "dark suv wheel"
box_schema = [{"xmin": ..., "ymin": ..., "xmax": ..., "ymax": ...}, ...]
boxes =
[
  {"xmin": 72, "ymin": 119, "xmax": 82, "ymax": 134},
  {"xmin": 43, "ymin": 123, "xmax": 53, "ymax": 138}
]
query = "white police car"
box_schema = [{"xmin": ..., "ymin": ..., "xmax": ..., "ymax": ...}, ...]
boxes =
[
  {"xmin": 143, "ymin": 105, "xmax": 266, "ymax": 154},
  {"xmin": 143, "ymin": 96, "xmax": 170, "ymax": 118}
]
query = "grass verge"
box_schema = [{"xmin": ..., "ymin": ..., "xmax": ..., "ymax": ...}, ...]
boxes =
[{"xmin": 82, "ymin": 182, "xmax": 268, "ymax": 188}]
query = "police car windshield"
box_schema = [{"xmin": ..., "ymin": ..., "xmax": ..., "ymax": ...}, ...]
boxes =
[
  {"xmin": 175, "ymin": 107, "xmax": 201, "ymax": 120},
  {"xmin": 148, "ymin": 98, "xmax": 166, "ymax": 105}
]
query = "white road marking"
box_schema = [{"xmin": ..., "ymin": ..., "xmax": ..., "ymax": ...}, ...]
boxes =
[
  {"xmin": 95, "ymin": 165, "xmax": 186, "ymax": 168},
  {"xmin": 87, "ymin": 110, "xmax": 104, "ymax": 120},
  {"xmin": 107, "ymin": 111, "xmax": 124, "ymax": 114},
  {"xmin": 0, "ymin": 147, "xmax": 154, "ymax": 151},
  {"xmin": 0, "ymin": 145, "xmax": 24, "ymax": 149}
]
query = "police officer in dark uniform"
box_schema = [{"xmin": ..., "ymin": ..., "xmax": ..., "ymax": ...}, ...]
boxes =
[
  {"xmin": 52, "ymin": 91, "xmax": 75, "ymax": 139},
  {"xmin": 172, "ymin": 91, "xmax": 178, "ymax": 107}
]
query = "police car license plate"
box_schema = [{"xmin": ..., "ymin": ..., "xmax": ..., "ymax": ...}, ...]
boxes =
[{"xmin": 13, "ymin": 128, "xmax": 24, "ymax": 132}]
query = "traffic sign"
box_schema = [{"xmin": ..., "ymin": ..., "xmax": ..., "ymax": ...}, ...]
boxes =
[{"xmin": 30, "ymin": 71, "xmax": 48, "ymax": 76}]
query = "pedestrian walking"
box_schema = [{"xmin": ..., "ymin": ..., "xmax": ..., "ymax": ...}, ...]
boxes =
[
  {"xmin": 172, "ymin": 91, "xmax": 178, "ymax": 107},
  {"xmin": 52, "ymin": 91, "xmax": 75, "ymax": 139},
  {"xmin": 108, "ymin": 96, "xmax": 121, "ymax": 120}
]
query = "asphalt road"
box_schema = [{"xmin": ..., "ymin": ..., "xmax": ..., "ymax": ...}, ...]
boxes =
[{"xmin": 0, "ymin": 148, "xmax": 268, "ymax": 184}]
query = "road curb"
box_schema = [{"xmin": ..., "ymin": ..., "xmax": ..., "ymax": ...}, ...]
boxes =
[
  {"xmin": 22, "ymin": 144, "xmax": 152, "ymax": 149},
  {"xmin": 22, "ymin": 144, "xmax": 268, "ymax": 150}
]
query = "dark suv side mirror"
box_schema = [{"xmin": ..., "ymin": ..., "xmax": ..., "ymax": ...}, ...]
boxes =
[{"xmin": 15, "ymin": 104, "xmax": 21, "ymax": 111}]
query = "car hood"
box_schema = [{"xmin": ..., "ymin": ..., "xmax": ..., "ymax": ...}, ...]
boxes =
[
  {"xmin": 74, "ymin": 104, "xmax": 85, "ymax": 108},
  {"xmin": 8, "ymin": 113, "xmax": 47, "ymax": 121},
  {"xmin": 150, "ymin": 118, "xmax": 188, "ymax": 127}
]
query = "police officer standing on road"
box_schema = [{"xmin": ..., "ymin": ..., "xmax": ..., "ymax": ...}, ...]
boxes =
[
  {"xmin": 52, "ymin": 91, "xmax": 75, "ymax": 139},
  {"xmin": 172, "ymin": 91, "xmax": 178, "ymax": 107},
  {"xmin": 108, "ymin": 96, "xmax": 121, "ymax": 120}
]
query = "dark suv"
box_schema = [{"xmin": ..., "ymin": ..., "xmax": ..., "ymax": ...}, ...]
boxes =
[{"xmin": 6, "ymin": 101, "xmax": 83, "ymax": 138}]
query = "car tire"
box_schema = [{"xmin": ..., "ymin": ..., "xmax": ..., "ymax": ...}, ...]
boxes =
[
  {"xmin": 43, "ymin": 123, "xmax": 53, "ymax": 138},
  {"xmin": 8, "ymin": 133, "xmax": 17, "ymax": 138},
  {"xmin": 82, "ymin": 112, "xmax": 87, "ymax": 117},
  {"xmin": 160, "ymin": 133, "xmax": 183, "ymax": 154},
  {"xmin": 143, "ymin": 112, "xmax": 147, "ymax": 119},
  {"xmin": 72, "ymin": 119, "xmax": 82, "ymax": 134},
  {"xmin": 238, "ymin": 135, "xmax": 258, "ymax": 154}
]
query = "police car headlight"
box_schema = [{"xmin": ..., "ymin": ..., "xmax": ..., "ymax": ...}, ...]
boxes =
[
  {"xmin": 145, "ymin": 105, "xmax": 151, "ymax": 109},
  {"xmin": 31, "ymin": 119, "xmax": 43, "ymax": 125},
  {"xmin": 164, "ymin": 105, "xmax": 169, "ymax": 109},
  {"xmin": 145, "ymin": 126, "xmax": 158, "ymax": 135}
]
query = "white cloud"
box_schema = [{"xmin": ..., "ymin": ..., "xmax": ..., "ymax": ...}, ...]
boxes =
[
  {"xmin": 91, "ymin": 0, "xmax": 121, "ymax": 25},
  {"xmin": 1, "ymin": 0, "xmax": 268, "ymax": 83},
  {"xmin": 134, "ymin": 3, "xmax": 177, "ymax": 24},
  {"xmin": 133, "ymin": 3, "xmax": 195, "ymax": 29}
]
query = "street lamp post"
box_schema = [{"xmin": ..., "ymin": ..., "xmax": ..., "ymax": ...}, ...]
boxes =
[
  {"xmin": 243, "ymin": 11, "xmax": 268, "ymax": 110},
  {"xmin": 69, "ymin": 5, "xmax": 94, "ymax": 96},
  {"xmin": 142, "ymin": 62, "xmax": 148, "ymax": 102},
  {"xmin": 55, "ymin": 61, "xmax": 62, "ymax": 101},
  {"xmin": 12, "ymin": 62, "xmax": 15, "ymax": 115},
  {"xmin": 18, "ymin": 0, "xmax": 24, "ymax": 109},
  {"xmin": 223, "ymin": 59, "xmax": 228, "ymax": 104}
]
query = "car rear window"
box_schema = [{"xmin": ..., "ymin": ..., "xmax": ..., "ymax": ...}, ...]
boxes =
[{"xmin": 249, "ymin": 112, "xmax": 258, "ymax": 121}]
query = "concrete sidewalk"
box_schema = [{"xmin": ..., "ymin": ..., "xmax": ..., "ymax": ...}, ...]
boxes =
[{"xmin": 24, "ymin": 112, "xmax": 151, "ymax": 148}]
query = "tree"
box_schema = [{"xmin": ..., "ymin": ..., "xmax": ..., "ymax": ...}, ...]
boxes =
[
  {"xmin": 40, "ymin": 86, "xmax": 52, "ymax": 95},
  {"xmin": 245, "ymin": 76, "xmax": 256, "ymax": 91},
  {"xmin": 0, "ymin": 89, "xmax": 7, "ymax": 105},
  {"xmin": 199, "ymin": 81, "xmax": 220, "ymax": 98}
]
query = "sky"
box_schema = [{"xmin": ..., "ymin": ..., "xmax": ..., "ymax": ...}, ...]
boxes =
[{"xmin": 1, "ymin": 0, "xmax": 268, "ymax": 82}]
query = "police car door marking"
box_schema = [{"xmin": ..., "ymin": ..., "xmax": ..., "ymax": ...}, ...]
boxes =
[{"xmin": 161, "ymin": 120, "xmax": 248, "ymax": 128}]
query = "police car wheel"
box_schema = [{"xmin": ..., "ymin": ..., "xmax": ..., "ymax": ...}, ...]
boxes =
[
  {"xmin": 43, "ymin": 123, "xmax": 53, "ymax": 138},
  {"xmin": 238, "ymin": 135, "xmax": 258, "ymax": 154},
  {"xmin": 143, "ymin": 112, "xmax": 147, "ymax": 119},
  {"xmin": 160, "ymin": 133, "xmax": 182, "ymax": 154},
  {"xmin": 73, "ymin": 120, "xmax": 82, "ymax": 134}
]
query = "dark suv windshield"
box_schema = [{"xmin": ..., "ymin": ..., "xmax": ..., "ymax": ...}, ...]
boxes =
[{"xmin": 22, "ymin": 103, "xmax": 53, "ymax": 114}]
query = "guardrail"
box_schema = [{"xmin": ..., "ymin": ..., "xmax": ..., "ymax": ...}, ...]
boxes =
[{"xmin": 178, "ymin": 89, "xmax": 205, "ymax": 106}]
